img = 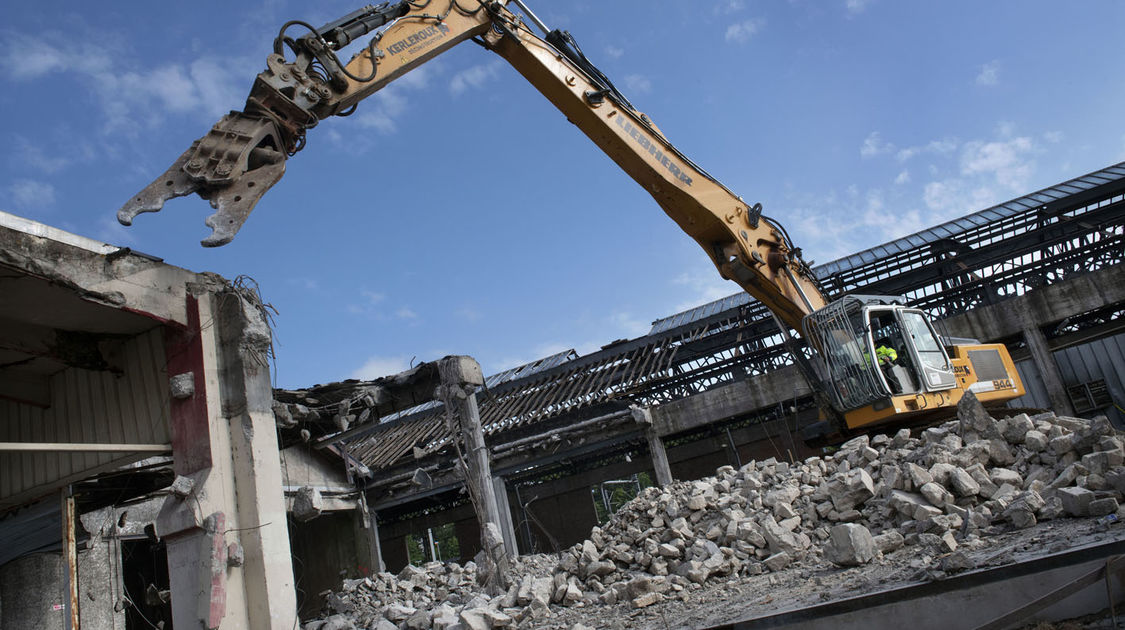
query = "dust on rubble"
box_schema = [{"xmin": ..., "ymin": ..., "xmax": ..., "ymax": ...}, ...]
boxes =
[{"xmin": 303, "ymin": 402, "xmax": 1125, "ymax": 630}]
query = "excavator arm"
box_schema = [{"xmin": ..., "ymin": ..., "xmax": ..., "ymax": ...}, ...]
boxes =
[{"xmin": 117, "ymin": 0, "xmax": 826, "ymax": 330}]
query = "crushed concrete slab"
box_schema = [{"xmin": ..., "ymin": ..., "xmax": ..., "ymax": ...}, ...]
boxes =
[{"xmin": 301, "ymin": 408, "xmax": 1125, "ymax": 630}]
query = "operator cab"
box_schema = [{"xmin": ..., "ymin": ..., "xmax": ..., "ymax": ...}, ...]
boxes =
[{"xmin": 803, "ymin": 295, "xmax": 957, "ymax": 414}]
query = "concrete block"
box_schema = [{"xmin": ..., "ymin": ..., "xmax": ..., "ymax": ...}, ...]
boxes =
[
  {"xmin": 1024, "ymin": 430, "xmax": 1049, "ymax": 452},
  {"xmin": 904, "ymin": 463, "xmax": 933, "ymax": 489},
  {"xmin": 1001, "ymin": 413, "xmax": 1034, "ymax": 444},
  {"xmin": 825, "ymin": 523, "xmax": 876, "ymax": 567},
  {"xmin": 292, "ymin": 486, "xmax": 323, "ymax": 522},
  {"xmin": 829, "ymin": 468, "xmax": 875, "ymax": 512},
  {"xmin": 873, "ymin": 530, "xmax": 905, "ymax": 554},
  {"xmin": 990, "ymin": 468, "xmax": 1023, "ymax": 488},
  {"xmin": 949, "ymin": 468, "xmax": 981, "ymax": 497},
  {"xmin": 1058, "ymin": 487, "xmax": 1094, "ymax": 517},
  {"xmin": 1089, "ymin": 497, "xmax": 1120, "ymax": 517},
  {"xmin": 920, "ymin": 482, "xmax": 952, "ymax": 507},
  {"xmin": 763, "ymin": 552, "xmax": 792, "ymax": 572}
]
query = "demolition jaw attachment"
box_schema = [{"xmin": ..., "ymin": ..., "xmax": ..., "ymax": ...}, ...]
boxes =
[{"xmin": 117, "ymin": 113, "xmax": 287, "ymax": 247}]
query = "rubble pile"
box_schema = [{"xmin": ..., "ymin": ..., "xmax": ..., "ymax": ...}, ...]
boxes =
[{"xmin": 304, "ymin": 397, "xmax": 1125, "ymax": 630}]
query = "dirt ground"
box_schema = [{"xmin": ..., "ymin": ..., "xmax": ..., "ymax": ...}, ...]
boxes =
[{"xmin": 522, "ymin": 518, "xmax": 1125, "ymax": 629}]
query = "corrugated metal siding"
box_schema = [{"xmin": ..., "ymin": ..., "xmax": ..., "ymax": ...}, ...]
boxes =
[
  {"xmin": 1009, "ymin": 359, "xmax": 1048, "ymax": 410},
  {"xmin": 1008, "ymin": 333, "xmax": 1125, "ymax": 427},
  {"xmin": 1053, "ymin": 333, "xmax": 1125, "ymax": 427},
  {"xmin": 0, "ymin": 327, "xmax": 171, "ymax": 503}
]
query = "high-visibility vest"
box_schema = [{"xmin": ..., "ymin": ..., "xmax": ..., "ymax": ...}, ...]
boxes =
[{"xmin": 876, "ymin": 345, "xmax": 897, "ymax": 364}]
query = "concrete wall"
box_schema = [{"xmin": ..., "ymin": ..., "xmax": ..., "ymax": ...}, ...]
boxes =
[
  {"xmin": 281, "ymin": 445, "xmax": 352, "ymax": 490},
  {"xmin": 289, "ymin": 510, "xmax": 374, "ymax": 618},
  {"xmin": 652, "ymin": 366, "xmax": 810, "ymax": 438},
  {"xmin": 941, "ymin": 265, "xmax": 1125, "ymax": 343},
  {"xmin": 0, "ymin": 547, "xmax": 123, "ymax": 630}
]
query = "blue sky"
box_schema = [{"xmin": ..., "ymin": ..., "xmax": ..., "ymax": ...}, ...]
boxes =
[{"xmin": 3, "ymin": 1, "xmax": 1123, "ymax": 389}]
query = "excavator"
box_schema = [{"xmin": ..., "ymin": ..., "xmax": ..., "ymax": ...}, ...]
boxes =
[{"xmin": 117, "ymin": 0, "xmax": 1024, "ymax": 438}]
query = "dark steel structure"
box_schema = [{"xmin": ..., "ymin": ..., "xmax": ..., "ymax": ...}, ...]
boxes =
[{"xmin": 276, "ymin": 161, "xmax": 1125, "ymax": 549}]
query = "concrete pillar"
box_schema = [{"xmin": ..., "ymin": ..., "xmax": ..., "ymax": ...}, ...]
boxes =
[
  {"xmin": 632, "ymin": 405, "xmax": 673, "ymax": 487},
  {"xmin": 61, "ymin": 490, "xmax": 78, "ymax": 630},
  {"xmin": 354, "ymin": 504, "xmax": 384, "ymax": 575},
  {"xmin": 363, "ymin": 508, "xmax": 386, "ymax": 573},
  {"xmin": 438, "ymin": 357, "xmax": 510, "ymax": 592},
  {"xmin": 437, "ymin": 358, "xmax": 501, "ymax": 534},
  {"xmin": 156, "ymin": 288, "xmax": 296, "ymax": 629},
  {"xmin": 492, "ymin": 476, "xmax": 519, "ymax": 558},
  {"xmin": 1021, "ymin": 318, "xmax": 1076, "ymax": 416},
  {"xmin": 456, "ymin": 387, "xmax": 503, "ymax": 538}
]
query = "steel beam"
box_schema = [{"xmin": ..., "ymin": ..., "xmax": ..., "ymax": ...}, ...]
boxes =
[{"xmin": 0, "ymin": 442, "xmax": 170, "ymax": 452}]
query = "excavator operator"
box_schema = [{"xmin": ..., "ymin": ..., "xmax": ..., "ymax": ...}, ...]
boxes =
[{"xmin": 874, "ymin": 337, "xmax": 901, "ymax": 394}]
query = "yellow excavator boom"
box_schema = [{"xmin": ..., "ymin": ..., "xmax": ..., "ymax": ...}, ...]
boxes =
[{"xmin": 117, "ymin": 0, "xmax": 1024, "ymax": 436}]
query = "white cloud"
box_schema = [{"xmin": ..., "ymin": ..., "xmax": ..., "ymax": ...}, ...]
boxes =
[
  {"xmin": 330, "ymin": 65, "xmax": 434, "ymax": 140},
  {"xmin": 960, "ymin": 136, "xmax": 1034, "ymax": 189},
  {"xmin": 396, "ymin": 306, "xmax": 418, "ymax": 320},
  {"xmin": 450, "ymin": 62, "xmax": 503, "ymax": 95},
  {"xmin": 1, "ymin": 34, "xmax": 112, "ymax": 80},
  {"xmin": 608, "ymin": 311, "xmax": 651, "ymax": 338},
  {"xmin": 784, "ymin": 203, "xmax": 859, "ymax": 263},
  {"xmin": 13, "ymin": 137, "xmax": 71, "ymax": 174},
  {"xmin": 624, "ymin": 74, "xmax": 652, "ymax": 95},
  {"xmin": 355, "ymin": 87, "xmax": 410, "ymax": 134},
  {"xmin": 352, "ymin": 355, "xmax": 415, "ymax": 380},
  {"xmin": 899, "ymin": 130, "xmax": 1038, "ymax": 221},
  {"xmin": 861, "ymin": 189, "xmax": 923, "ymax": 239},
  {"xmin": 1043, "ymin": 130, "xmax": 1064, "ymax": 144},
  {"xmin": 94, "ymin": 215, "xmax": 136, "ymax": 245},
  {"xmin": 672, "ymin": 267, "xmax": 738, "ymax": 313},
  {"xmin": 846, "ymin": 0, "xmax": 873, "ymax": 15},
  {"xmin": 493, "ymin": 340, "xmax": 596, "ymax": 374},
  {"xmin": 896, "ymin": 138, "xmax": 957, "ymax": 162},
  {"xmin": 725, "ymin": 19, "xmax": 764, "ymax": 43},
  {"xmin": 457, "ymin": 305, "xmax": 482, "ymax": 322},
  {"xmin": 188, "ymin": 58, "xmax": 244, "ymax": 117},
  {"xmin": 976, "ymin": 60, "xmax": 1000, "ymax": 86},
  {"xmin": 714, "ymin": 0, "xmax": 746, "ymax": 14},
  {"xmin": 604, "ymin": 45, "xmax": 624, "ymax": 59},
  {"xmin": 860, "ymin": 131, "xmax": 894, "ymax": 158},
  {"xmin": 288, "ymin": 277, "xmax": 319, "ymax": 290},
  {"xmin": 787, "ymin": 127, "xmax": 1043, "ymax": 256},
  {"xmin": 348, "ymin": 289, "xmax": 386, "ymax": 315},
  {"xmin": 922, "ymin": 179, "xmax": 998, "ymax": 218},
  {"xmin": 0, "ymin": 31, "xmax": 243, "ymax": 132},
  {"xmin": 397, "ymin": 65, "xmax": 433, "ymax": 90},
  {"xmin": 9, "ymin": 179, "xmax": 56, "ymax": 208}
]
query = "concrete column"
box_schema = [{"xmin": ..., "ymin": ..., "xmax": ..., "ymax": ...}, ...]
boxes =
[
  {"xmin": 1021, "ymin": 319, "xmax": 1076, "ymax": 416},
  {"xmin": 365, "ymin": 508, "xmax": 386, "ymax": 573},
  {"xmin": 457, "ymin": 388, "xmax": 503, "ymax": 536},
  {"xmin": 438, "ymin": 357, "xmax": 510, "ymax": 592},
  {"xmin": 157, "ymin": 288, "xmax": 296, "ymax": 630},
  {"xmin": 61, "ymin": 490, "xmax": 78, "ymax": 630},
  {"xmin": 492, "ymin": 476, "xmax": 519, "ymax": 558},
  {"xmin": 354, "ymin": 504, "xmax": 384, "ymax": 575},
  {"xmin": 632, "ymin": 405, "xmax": 673, "ymax": 486}
]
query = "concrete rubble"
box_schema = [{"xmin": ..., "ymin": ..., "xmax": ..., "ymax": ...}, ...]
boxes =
[{"xmin": 302, "ymin": 396, "xmax": 1125, "ymax": 629}]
